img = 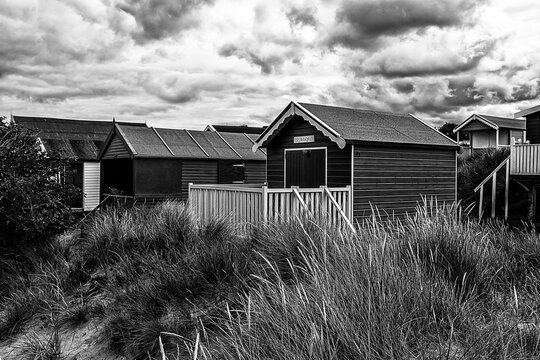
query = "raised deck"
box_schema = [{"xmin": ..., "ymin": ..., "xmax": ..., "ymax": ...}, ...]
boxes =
[{"xmin": 510, "ymin": 143, "xmax": 540, "ymax": 175}]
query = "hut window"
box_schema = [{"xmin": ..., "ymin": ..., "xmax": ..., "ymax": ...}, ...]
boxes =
[{"xmin": 218, "ymin": 160, "xmax": 245, "ymax": 184}]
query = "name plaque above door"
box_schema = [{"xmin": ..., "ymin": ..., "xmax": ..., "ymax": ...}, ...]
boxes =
[{"xmin": 293, "ymin": 135, "xmax": 315, "ymax": 144}]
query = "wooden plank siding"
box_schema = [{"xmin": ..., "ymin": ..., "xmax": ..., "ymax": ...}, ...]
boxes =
[
  {"xmin": 181, "ymin": 160, "xmax": 218, "ymax": 199},
  {"xmin": 245, "ymin": 161, "xmax": 266, "ymax": 183},
  {"xmin": 101, "ymin": 134, "xmax": 131, "ymax": 159},
  {"xmin": 266, "ymin": 115, "xmax": 351, "ymax": 188},
  {"xmin": 353, "ymin": 146, "xmax": 456, "ymax": 220},
  {"xmin": 133, "ymin": 158, "xmax": 183, "ymax": 196},
  {"xmin": 526, "ymin": 114, "xmax": 540, "ymax": 144}
]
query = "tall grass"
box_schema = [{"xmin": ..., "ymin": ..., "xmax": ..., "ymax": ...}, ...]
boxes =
[
  {"xmin": 208, "ymin": 202, "xmax": 540, "ymax": 359},
  {"xmin": 2, "ymin": 200, "xmax": 540, "ymax": 359}
]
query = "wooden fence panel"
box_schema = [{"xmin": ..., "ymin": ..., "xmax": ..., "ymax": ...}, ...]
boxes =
[{"xmin": 189, "ymin": 184, "xmax": 354, "ymax": 235}]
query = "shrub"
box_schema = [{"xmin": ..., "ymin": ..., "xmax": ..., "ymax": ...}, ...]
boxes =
[{"xmin": 0, "ymin": 122, "xmax": 79, "ymax": 247}]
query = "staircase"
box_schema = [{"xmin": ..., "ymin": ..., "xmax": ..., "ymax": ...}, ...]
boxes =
[{"xmin": 474, "ymin": 156, "xmax": 510, "ymax": 220}]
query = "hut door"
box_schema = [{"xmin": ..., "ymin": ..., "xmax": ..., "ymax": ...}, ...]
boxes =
[{"xmin": 285, "ymin": 148, "xmax": 326, "ymax": 188}]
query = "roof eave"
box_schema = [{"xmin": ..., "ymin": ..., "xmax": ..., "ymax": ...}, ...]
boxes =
[
  {"xmin": 407, "ymin": 113, "xmax": 459, "ymax": 146},
  {"xmin": 515, "ymin": 104, "xmax": 540, "ymax": 118},
  {"xmin": 349, "ymin": 139, "xmax": 460, "ymax": 150}
]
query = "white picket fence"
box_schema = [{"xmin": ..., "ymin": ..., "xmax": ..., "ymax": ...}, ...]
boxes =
[{"xmin": 188, "ymin": 184, "xmax": 354, "ymax": 234}]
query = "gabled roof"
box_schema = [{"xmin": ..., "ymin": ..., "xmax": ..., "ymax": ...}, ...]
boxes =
[
  {"xmin": 205, "ymin": 124, "xmax": 266, "ymax": 134},
  {"xmin": 453, "ymin": 114, "xmax": 526, "ymax": 133},
  {"xmin": 253, "ymin": 101, "xmax": 458, "ymax": 151},
  {"xmin": 13, "ymin": 115, "xmax": 144, "ymax": 160},
  {"xmin": 99, "ymin": 124, "xmax": 266, "ymax": 161},
  {"xmin": 515, "ymin": 104, "xmax": 540, "ymax": 118}
]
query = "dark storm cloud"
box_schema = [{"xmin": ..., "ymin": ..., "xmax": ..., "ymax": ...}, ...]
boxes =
[
  {"xmin": 218, "ymin": 44, "xmax": 288, "ymax": 74},
  {"xmin": 509, "ymin": 81, "xmax": 540, "ymax": 102},
  {"xmin": 327, "ymin": 0, "xmax": 486, "ymax": 49},
  {"xmin": 286, "ymin": 4, "xmax": 318, "ymax": 28},
  {"xmin": 445, "ymin": 77, "xmax": 483, "ymax": 107},
  {"xmin": 393, "ymin": 80, "xmax": 414, "ymax": 94},
  {"xmin": 117, "ymin": 0, "xmax": 214, "ymax": 42}
]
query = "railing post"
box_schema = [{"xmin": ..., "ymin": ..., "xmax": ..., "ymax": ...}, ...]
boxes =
[
  {"xmin": 262, "ymin": 185, "xmax": 268, "ymax": 223},
  {"xmin": 505, "ymin": 162, "xmax": 510, "ymax": 220},
  {"xmin": 346, "ymin": 185, "xmax": 353, "ymax": 221},
  {"xmin": 320, "ymin": 185, "xmax": 326, "ymax": 220},
  {"xmin": 491, "ymin": 170, "xmax": 497, "ymax": 218}
]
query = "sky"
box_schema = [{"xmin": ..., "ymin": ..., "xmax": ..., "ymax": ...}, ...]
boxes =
[{"xmin": 0, "ymin": 0, "xmax": 539, "ymax": 129}]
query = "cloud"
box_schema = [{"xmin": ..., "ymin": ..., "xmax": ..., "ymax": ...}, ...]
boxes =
[
  {"xmin": 326, "ymin": 0, "xmax": 486, "ymax": 49},
  {"xmin": 142, "ymin": 73, "xmax": 234, "ymax": 103},
  {"xmin": 116, "ymin": 0, "xmax": 214, "ymax": 42},
  {"xmin": 393, "ymin": 80, "xmax": 414, "ymax": 94},
  {"xmin": 218, "ymin": 43, "xmax": 290, "ymax": 74},
  {"xmin": 357, "ymin": 36, "xmax": 497, "ymax": 78},
  {"xmin": 286, "ymin": 4, "xmax": 318, "ymax": 28}
]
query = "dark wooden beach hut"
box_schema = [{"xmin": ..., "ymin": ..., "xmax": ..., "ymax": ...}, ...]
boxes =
[
  {"xmin": 98, "ymin": 124, "xmax": 266, "ymax": 201},
  {"xmin": 251, "ymin": 101, "xmax": 460, "ymax": 220}
]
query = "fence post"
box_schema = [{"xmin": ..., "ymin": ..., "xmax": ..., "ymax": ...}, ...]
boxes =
[
  {"xmin": 262, "ymin": 185, "xmax": 268, "ymax": 223},
  {"xmin": 346, "ymin": 185, "xmax": 353, "ymax": 221}
]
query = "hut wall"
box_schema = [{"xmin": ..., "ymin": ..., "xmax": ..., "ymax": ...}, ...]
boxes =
[
  {"xmin": 353, "ymin": 145, "xmax": 456, "ymax": 220},
  {"xmin": 181, "ymin": 160, "xmax": 218, "ymax": 199},
  {"xmin": 266, "ymin": 115, "xmax": 351, "ymax": 188},
  {"xmin": 526, "ymin": 114, "xmax": 540, "ymax": 144},
  {"xmin": 133, "ymin": 158, "xmax": 182, "ymax": 196},
  {"xmin": 245, "ymin": 161, "xmax": 266, "ymax": 184}
]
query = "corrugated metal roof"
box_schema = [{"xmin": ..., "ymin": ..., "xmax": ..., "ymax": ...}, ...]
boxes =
[
  {"xmin": 219, "ymin": 132, "xmax": 266, "ymax": 160},
  {"xmin": 155, "ymin": 128, "xmax": 207, "ymax": 158},
  {"xmin": 478, "ymin": 114, "xmax": 526, "ymax": 130},
  {"xmin": 119, "ymin": 126, "xmax": 171, "ymax": 157},
  {"xmin": 14, "ymin": 116, "xmax": 143, "ymax": 160},
  {"xmin": 190, "ymin": 131, "xmax": 239, "ymax": 159},
  {"xmin": 113, "ymin": 125, "xmax": 267, "ymax": 160},
  {"xmin": 298, "ymin": 103, "xmax": 457, "ymax": 147}
]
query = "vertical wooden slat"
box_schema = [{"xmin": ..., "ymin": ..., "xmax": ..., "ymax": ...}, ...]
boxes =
[{"xmin": 479, "ymin": 184, "xmax": 484, "ymax": 220}]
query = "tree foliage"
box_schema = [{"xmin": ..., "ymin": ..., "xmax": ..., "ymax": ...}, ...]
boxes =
[
  {"xmin": 438, "ymin": 122, "xmax": 458, "ymax": 140},
  {"xmin": 0, "ymin": 119, "xmax": 79, "ymax": 247}
]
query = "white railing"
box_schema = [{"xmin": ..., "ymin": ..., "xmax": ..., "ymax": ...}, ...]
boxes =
[
  {"xmin": 188, "ymin": 184, "xmax": 354, "ymax": 234},
  {"xmin": 511, "ymin": 143, "xmax": 540, "ymax": 175}
]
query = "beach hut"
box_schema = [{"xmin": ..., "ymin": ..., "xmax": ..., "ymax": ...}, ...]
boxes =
[
  {"xmin": 98, "ymin": 124, "xmax": 266, "ymax": 202},
  {"xmin": 453, "ymin": 114, "xmax": 526, "ymax": 155},
  {"xmin": 189, "ymin": 101, "xmax": 459, "ymax": 228}
]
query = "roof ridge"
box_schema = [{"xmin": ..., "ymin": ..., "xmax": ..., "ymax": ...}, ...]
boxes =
[{"xmin": 299, "ymin": 102, "xmax": 410, "ymax": 118}]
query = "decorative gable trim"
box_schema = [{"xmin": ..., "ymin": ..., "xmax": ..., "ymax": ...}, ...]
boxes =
[
  {"xmin": 454, "ymin": 114, "xmax": 498, "ymax": 133},
  {"xmin": 252, "ymin": 101, "xmax": 346, "ymax": 152}
]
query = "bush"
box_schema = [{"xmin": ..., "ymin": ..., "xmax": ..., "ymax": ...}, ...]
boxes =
[{"xmin": 0, "ymin": 122, "xmax": 79, "ymax": 247}]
